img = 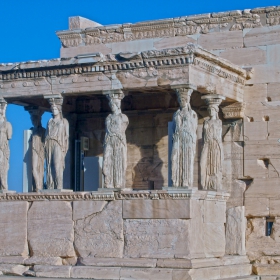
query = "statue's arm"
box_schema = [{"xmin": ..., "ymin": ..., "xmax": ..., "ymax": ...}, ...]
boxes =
[
  {"xmin": 64, "ymin": 119, "xmax": 69, "ymax": 152},
  {"xmin": 7, "ymin": 122, "xmax": 12, "ymax": 140},
  {"xmin": 123, "ymin": 114, "xmax": 129, "ymax": 128}
]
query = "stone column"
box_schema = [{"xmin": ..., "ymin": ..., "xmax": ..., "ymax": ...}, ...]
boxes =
[
  {"xmin": 0, "ymin": 98, "xmax": 12, "ymax": 192},
  {"xmin": 200, "ymin": 94, "xmax": 225, "ymax": 191},
  {"xmin": 24, "ymin": 106, "xmax": 45, "ymax": 192},
  {"xmin": 169, "ymin": 84, "xmax": 198, "ymax": 188},
  {"xmin": 101, "ymin": 89, "xmax": 129, "ymax": 190},
  {"xmin": 44, "ymin": 95, "xmax": 69, "ymax": 190}
]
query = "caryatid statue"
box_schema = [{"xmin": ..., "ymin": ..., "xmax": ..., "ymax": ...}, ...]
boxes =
[
  {"xmin": 25, "ymin": 106, "xmax": 46, "ymax": 192},
  {"xmin": 45, "ymin": 97, "xmax": 69, "ymax": 190},
  {"xmin": 200, "ymin": 95, "xmax": 225, "ymax": 191},
  {"xmin": 102, "ymin": 91, "xmax": 129, "ymax": 189},
  {"xmin": 0, "ymin": 99, "xmax": 12, "ymax": 191},
  {"xmin": 171, "ymin": 87, "xmax": 198, "ymax": 188}
]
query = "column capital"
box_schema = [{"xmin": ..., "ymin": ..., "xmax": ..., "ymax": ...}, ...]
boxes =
[
  {"xmin": 24, "ymin": 106, "xmax": 43, "ymax": 116},
  {"xmin": 171, "ymin": 83, "xmax": 197, "ymax": 91},
  {"xmin": 201, "ymin": 94, "xmax": 225, "ymax": 107},
  {"xmin": 103, "ymin": 89, "xmax": 125, "ymax": 100},
  {"xmin": 221, "ymin": 102, "xmax": 246, "ymax": 119}
]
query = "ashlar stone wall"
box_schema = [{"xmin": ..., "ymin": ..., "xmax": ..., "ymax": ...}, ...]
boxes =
[{"xmin": 0, "ymin": 193, "xmax": 252, "ymax": 279}]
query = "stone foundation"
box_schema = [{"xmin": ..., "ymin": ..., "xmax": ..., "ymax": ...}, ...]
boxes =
[{"xmin": 0, "ymin": 189, "xmax": 253, "ymax": 279}]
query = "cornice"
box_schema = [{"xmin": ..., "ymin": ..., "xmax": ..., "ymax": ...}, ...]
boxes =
[{"xmin": 0, "ymin": 44, "xmax": 248, "ymax": 86}]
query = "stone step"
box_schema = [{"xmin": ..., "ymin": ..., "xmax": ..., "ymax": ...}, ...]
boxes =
[{"xmin": 220, "ymin": 276, "xmax": 260, "ymax": 280}]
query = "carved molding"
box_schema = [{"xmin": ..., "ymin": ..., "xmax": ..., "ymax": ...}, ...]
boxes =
[
  {"xmin": 0, "ymin": 44, "xmax": 248, "ymax": 87},
  {"xmin": 55, "ymin": 8, "xmax": 279, "ymax": 47},
  {"xmin": 222, "ymin": 102, "xmax": 246, "ymax": 119},
  {"xmin": 0, "ymin": 190, "xmax": 229, "ymax": 202}
]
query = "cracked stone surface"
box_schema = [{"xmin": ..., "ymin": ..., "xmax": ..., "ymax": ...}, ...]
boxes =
[
  {"xmin": 124, "ymin": 219, "xmax": 190, "ymax": 259},
  {"xmin": 0, "ymin": 202, "xmax": 29, "ymax": 257},
  {"xmin": 74, "ymin": 200, "xmax": 124, "ymax": 258},
  {"xmin": 28, "ymin": 201, "xmax": 75, "ymax": 257}
]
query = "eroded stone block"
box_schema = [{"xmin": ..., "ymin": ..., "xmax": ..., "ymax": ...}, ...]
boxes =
[
  {"xmin": 0, "ymin": 256, "xmax": 26, "ymax": 264},
  {"xmin": 79, "ymin": 257, "xmax": 157, "ymax": 268},
  {"xmin": 0, "ymin": 264, "xmax": 29, "ymax": 276},
  {"xmin": 124, "ymin": 219, "xmax": 190, "ymax": 259},
  {"xmin": 225, "ymin": 207, "xmax": 246, "ymax": 255},
  {"xmin": 28, "ymin": 201, "xmax": 75, "ymax": 257},
  {"xmin": 253, "ymin": 264, "xmax": 280, "ymax": 275},
  {"xmin": 220, "ymin": 47, "xmax": 266, "ymax": 66},
  {"xmin": 123, "ymin": 199, "xmax": 191, "ymax": 219},
  {"xmin": 198, "ymin": 30, "xmax": 243, "ymax": 50},
  {"xmin": 24, "ymin": 256, "xmax": 62, "ymax": 266},
  {"xmin": 246, "ymin": 218, "xmax": 280, "ymax": 262},
  {"xmin": 219, "ymin": 264, "xmax": 252, "ymax": 278},
  {"xmin": 71, "ymin": 266, "xmax": 120, "ymax": 279},
  {"xmin": 73, "ymin": 201, "xmax": 107, "ymax": 220},
  {"xmin": 203, "ymin": 223, "xmax": 225, "ymax": 258},
  {"xmin": 75, "ymin": 200, "xmax": 124, "ymax": 258},
  {"xmin": 244, "ymin": 25, "xmax": 280, "ymax": 47},
  {"xmin": 120, "ymin": 268, "xmax": 173, "ymax": 280},
  {"xmin": 204, "ymin": 200, "xmax": 226, "ymax": 224},
  {"xmin": 34, "ymin": 265, "xmax": 71, "ymax": 278},
  {"xmin": 0, "ymin": 202, "xmax": 28, "ymax": 257},
  {"xmin": 270, "ymin": 199, "xmax": 280, "ymax": 216},
  {"xmin": 245, "ymin": 198, "xmax": 269, "ymax": 217}
]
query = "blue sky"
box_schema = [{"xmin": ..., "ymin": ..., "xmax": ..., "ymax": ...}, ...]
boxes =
[{"xmin": 1, "ymin": 0, "xmax": 279, "ymax": 192}]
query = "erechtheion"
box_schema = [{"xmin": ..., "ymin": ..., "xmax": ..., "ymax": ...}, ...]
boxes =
[{"xmin": 0, "ymin": 6, "xmax": 279, "ymax": 279}]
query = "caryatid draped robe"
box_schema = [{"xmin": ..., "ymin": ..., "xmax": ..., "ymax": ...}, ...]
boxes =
[
  {"xmin": 0, "ymin": 120, "xmax": 12, "ymax": 190},
  {"xmin": 31, "ymin": 126, "xmax": 45, "ymax": 191},
  {"xmin": 45, "ymin": 117, "xmax": 69, "ymax": 189},
  {"xmin": 200, "ymin": 119, "xmax": 223, "ymax": 190},
  {"xmin": 171, "ymin": 107, "xmax": 198, "ymax": 187},
  {"xmin": 103, "ymin": 113, "xmax": 129, "ymax": 188}
]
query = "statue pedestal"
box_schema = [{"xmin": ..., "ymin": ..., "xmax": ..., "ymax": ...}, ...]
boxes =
[
  {"xmin": 0, "ymin": 190, "xmax": 16, "ymax": 194},
  {"xmin": 97, "ymin": 188, "xmax": 132, "ymax": 192},
  {"xmin": 38, "ymin": 189, "xmax": 73, "ymax": 193}
]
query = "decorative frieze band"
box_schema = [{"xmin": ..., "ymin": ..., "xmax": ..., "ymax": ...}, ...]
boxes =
[
  {"xmin": 56, "ymin": 7, "xmax": 280, "ymax": 47},
  {"xmin": 222, "ymin": 102, "xmax": 246, "ymax": 119},
  {"xmin": 0, "ymin": 190, "xmax": 229, "ymax": 202},
  {"xmin": 0, "ymin": 45, "xmax": 248, "ymax": 87}
]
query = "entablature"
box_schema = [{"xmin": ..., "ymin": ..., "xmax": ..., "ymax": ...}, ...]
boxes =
[{"xmin": 0, "ymin": 44, "xmax": 251, "ymax": 105}]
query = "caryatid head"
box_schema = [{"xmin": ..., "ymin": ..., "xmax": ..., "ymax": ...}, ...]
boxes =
[
  {"xmin": 0, "ymin": 98, "xmax": 7, "ymax": 119},
  {"xmin": 175, "ymin": 88, "xmax": 193, "ymax": 109},
  {"xmin": 201, "ymin": 94, "xmax": 225, "ymax": 119},
  {"xmin": 48, "ymin": 97, "xmax": 63, "ymax": 118},
  {"xmin": 25, "ymin": 106, "xmax": 43, "ymax": 127},
  {"xmin": 106, "ymin": 92, "xmax": 124, "ymax": 114}
]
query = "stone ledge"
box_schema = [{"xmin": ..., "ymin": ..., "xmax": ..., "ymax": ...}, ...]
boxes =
[
  {"xmin": 70, "ymin": 264, "xmax": 252, "ymax": 280},
  {"xmin": 0, "ymin": 190, "xmax": 230, "ymax": 202}
]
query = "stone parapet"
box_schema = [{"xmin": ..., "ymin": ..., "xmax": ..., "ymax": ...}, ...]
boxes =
[{"xmin": 0, "ymin": 190, "xmax": 251, "ymax": 278}]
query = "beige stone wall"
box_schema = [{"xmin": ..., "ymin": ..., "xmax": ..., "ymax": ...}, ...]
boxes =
[{"xmin": 0, "ymin": 195, "xmax": 252, "ymax": 279}]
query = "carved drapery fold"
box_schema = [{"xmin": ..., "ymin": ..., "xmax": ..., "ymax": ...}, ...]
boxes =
[{"xmin": 200, "ymin": 94, "xmax": 225, "ymax": 191}]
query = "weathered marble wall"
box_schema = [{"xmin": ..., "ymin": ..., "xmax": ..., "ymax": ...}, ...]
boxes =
[{"xmin": 0, "ymin": 192, "xmax": 252, "ymax": 279}]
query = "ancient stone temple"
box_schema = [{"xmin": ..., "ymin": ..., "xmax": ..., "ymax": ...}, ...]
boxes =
[{"xmin": 0, "ymin": 6, "xmax": 279, "ymax": 279}]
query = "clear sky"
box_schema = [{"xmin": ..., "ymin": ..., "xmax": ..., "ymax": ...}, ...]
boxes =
[{"xmin": 1, "ymin": 0, "xmax": 279, "ymax": 192}]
